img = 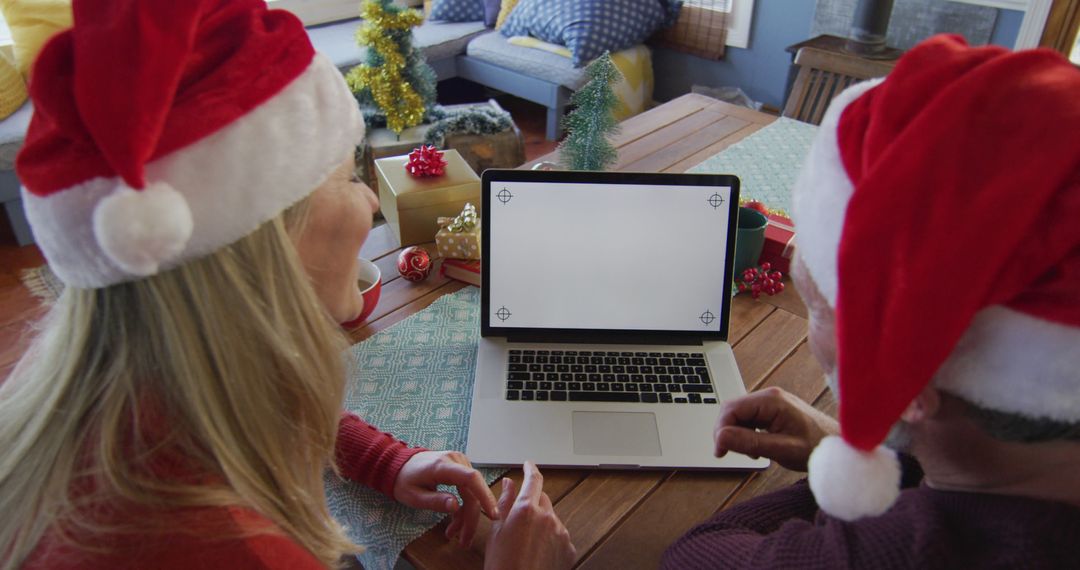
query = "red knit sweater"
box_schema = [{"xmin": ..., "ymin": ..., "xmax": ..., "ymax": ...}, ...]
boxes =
[
  {"xmin": 23, "ymin": 413, "xmax": 424, "ymax": 569},
  {"xmin": 662, "ymin": 457, "xmax": 1080, "ymax": 569}
]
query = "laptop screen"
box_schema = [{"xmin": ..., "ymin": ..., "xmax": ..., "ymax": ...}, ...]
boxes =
[{"xmin": 481, "ymin": 170, "xmax": 740, "ymax": 342}]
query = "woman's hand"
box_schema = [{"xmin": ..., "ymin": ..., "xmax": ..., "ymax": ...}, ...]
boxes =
[
  {"xmin": 714, "ymin": 387, "xmax": 839, "ymax": 472},
  {"xmin": 393, "ymin": 451, "xmax": 499, "ymax": 547},
  {"xmin": 485, "ymin": 462, "xmax": 575, "ymax": 570}
]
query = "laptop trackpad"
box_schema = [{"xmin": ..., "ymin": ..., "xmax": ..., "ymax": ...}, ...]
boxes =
[{"xmin": 572, "ymin": 412, "xmax": 662, "ymax": 457}]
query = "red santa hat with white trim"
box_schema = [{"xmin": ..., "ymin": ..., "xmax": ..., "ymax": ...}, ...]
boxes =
[
  {"xmin": 16, "ymin": 0, "xmax": 363, "ymax": 288},
  {"xmin": 792, "ymin": 34, "xmax": 1080, "ymax": 521}
]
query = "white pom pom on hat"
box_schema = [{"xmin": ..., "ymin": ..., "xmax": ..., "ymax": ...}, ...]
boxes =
[
  {"xmin": 807, "ymin": 436, "xmax": 901, "ymax": 522},
  {"xmin": 92, "ymin": 182, "xmax": 194, "ymax": 277}
]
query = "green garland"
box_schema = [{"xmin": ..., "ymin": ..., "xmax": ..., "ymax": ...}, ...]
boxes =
[
  {"xmin": 359, "ymin": 104, "xmax": 513, "ymax": 148},
  {"xmin": 423, "ymin": 106, "xmax": 513, "ymax": 148}
]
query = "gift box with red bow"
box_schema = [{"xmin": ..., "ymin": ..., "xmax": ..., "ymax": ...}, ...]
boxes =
[{"xmin": 374, "ymin": 148, "xmax": 480, "ymax": 246}]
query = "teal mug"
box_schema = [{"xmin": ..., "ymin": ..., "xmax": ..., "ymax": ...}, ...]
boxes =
[{"xmin": 733, "ymin": 207, "xmax": 767, "ymax": 277}]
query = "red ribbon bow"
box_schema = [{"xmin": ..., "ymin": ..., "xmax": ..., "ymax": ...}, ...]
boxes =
[{"xmin": 405, "ymin": 145, "xmax": 447, "ymax": 178}]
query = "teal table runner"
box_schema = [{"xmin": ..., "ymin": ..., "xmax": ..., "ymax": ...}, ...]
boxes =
[
  {"xmin": 688, "ymin": 117, "xmax": 818, "ymax": 213},
  {"xmin": 325, "ymin": 287, "xmax": 503, "ymax": 570}
]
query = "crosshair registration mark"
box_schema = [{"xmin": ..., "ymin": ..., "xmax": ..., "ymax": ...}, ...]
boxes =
[
  {"xmin": 497, "ymin": 187, "xmax": 513, "ymax": 204},
  {"xmin": 700, "ymin": 310, "xmax": 716, "ymax": 326},
  {"xmin": 496, "ymin": 306, "xmax": 512, "ymax": 321},
  {"xmin": 708, "ymin": 193, "xmax": 725, "ymax": 209}
]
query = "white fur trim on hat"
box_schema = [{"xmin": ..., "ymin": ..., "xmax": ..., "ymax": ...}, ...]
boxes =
[
  {"xmin": 807, "ymin": 435, "xmax": 901, "ymax": 521},
  {"xmin": 23, "ymin": 53, "xmax": 364, "ymax": 288},
  {"xmin": 92, "ymin": 182, "xmax": 193, "ymax": 276},
  {"xmin": 934, "ymin": 305, "xmax": 1080, "ymax": 423},
  {"xmin": 790, "ymin": 78, "xmax": 884, "ymax": 306}
]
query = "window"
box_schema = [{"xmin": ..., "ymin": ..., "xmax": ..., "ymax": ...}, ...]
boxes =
[
  {"xmin": 652, "ymin": 0, "xmax": 754, "ymax": 59},
  {"xmin": 267, "ymin": 0, "xmax": 361, "ymax": 26},
  {"xmin": 687, "ymin": 0, "xmax": 754, "ymax": 49}
]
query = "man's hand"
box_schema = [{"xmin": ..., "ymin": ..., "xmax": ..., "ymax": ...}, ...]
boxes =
[
  {"xmin": 714, "ymin": 387, "xmax": 839, "ymax": 472},
  {"xmin": 393, "ymin": 451, "xmax": 499, "ymax": 548},
  {"xmin": 485, "ymin": 462, "xmax": 575, "ymax": 570}
]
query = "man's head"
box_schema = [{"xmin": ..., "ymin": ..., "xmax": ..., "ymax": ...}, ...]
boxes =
[
  {"xmin": 792, "ymin": 251, "xmax": 1080, "ymax": 451},
  {"xmin": 787, "ymin": 34, "xmax": 1080, "ymax": 521}
]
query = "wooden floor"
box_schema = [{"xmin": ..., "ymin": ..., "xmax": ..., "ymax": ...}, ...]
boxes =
[{"xmin": 0, "ymin": 96, "xmax": 560, "ymax": 381}]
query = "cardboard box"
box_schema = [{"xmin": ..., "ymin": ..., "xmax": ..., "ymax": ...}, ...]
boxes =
[
  {"xmin": 761, "ymin": 212, "xmax": 796, "ymax": 274},
  {"xmin": 374, "ymin": 149, "xmax": 480, "ymax": 247}
]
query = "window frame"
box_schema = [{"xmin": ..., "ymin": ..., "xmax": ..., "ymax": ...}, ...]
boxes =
[
  {"xmin": 0, "ymin": 11, "xmax": 11, "ymax": 54},
  {"xmin": 726, "ymin": 0, "xmax": 754, "ymax": 49},
  {"xmin": 947, "ymin": 0, "xmax": 1059, "ymax": 50},
  {"xmin": 267, "ymin": 0, "xmax": 424, "ymax": 26}
]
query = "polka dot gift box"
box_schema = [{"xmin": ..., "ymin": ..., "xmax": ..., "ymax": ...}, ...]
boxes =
[{"xmin": 435, "ymin": 202, "xmax": 481, "ymax": 261}]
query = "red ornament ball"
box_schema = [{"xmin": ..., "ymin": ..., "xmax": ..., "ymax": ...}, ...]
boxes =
[{"xmin": 397, "ymin": 246, "xmax": 432, "ymax": 282}]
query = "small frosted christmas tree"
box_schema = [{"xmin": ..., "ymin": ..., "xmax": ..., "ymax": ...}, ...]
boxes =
[
  {"xmin": 558, "ymin": 52, "xmax": 621, "ymax": 171},
  {"xmin": 345, "ymin": 0, "xmax": 437, "ymax": 134}
]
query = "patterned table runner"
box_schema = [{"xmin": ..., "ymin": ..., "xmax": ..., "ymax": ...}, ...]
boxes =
[
  {"xmin": 325, "ymin": 287, "xmax": 504, "ymax": 570},
  {"xmin": 687, "ymin": 116, "xmax": 818, "ymax": 213}
]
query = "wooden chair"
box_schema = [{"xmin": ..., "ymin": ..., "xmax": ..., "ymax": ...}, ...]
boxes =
[{"xmin": 782, "ymin": 46, "xmax": 896, "ymax": 125}]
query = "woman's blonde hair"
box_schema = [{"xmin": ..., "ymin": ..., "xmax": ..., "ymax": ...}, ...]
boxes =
[{"xmin": 0, "ymin": 202, "xmax": 357, "ymax": 569}]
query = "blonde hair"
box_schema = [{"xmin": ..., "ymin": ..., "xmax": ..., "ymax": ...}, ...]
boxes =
[{"xmin": 0, "ymin": 202, "xmax": 357, "ymax": 569}]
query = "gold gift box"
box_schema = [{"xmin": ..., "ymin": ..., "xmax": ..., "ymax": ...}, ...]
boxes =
[
  {"xmin": 374, "ymin": 149, "xmax": 481, "ymax": 247},
  {"xmin": 436, "ymin": 218, "xmax": 481, "ymax": 261}
]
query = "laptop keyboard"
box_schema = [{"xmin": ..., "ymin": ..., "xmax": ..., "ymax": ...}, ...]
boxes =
[{"xmin": 505, "ymin": 350, "xmax": 719, "ymax": 404}]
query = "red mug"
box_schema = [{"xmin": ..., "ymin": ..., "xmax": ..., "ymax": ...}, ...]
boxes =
[{"xmin": 341, "ymin": 258, "xmax": 381, "ymax": 329}]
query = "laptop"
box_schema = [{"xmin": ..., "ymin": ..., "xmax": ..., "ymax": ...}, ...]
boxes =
[{"xmin": 465, "ymin": 169, "xmax": 768, "ymax": 470}]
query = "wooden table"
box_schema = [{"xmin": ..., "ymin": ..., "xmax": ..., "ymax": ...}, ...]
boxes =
[{"xmin": 348, "ymin": 94, "xmax": 832, "ymax": 569}]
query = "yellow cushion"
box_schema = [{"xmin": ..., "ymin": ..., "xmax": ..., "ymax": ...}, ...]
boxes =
[
  {"xmin": 506, "ymin": 36, "xmax": 571, "ymax": 58},
  {"xmin": 0, "ymin": 0, "xmax": 73, "ymax": 79},
  {"xmin": 495, "ymin": 0, "xmax": 518, "ymax": 29},
  {"xmin": 0, "ymin": 50, "xmax": 28, "ymax": 120}
]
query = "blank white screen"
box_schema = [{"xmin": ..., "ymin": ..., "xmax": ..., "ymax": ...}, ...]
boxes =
[{"xmin": 488, "ymin": 181, "xmax": 732, "ymax": 332}]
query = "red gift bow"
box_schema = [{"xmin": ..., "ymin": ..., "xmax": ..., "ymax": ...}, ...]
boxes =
[{"xmin": 405, "ymin": 145, "xmax": 447, "ymax": 178}]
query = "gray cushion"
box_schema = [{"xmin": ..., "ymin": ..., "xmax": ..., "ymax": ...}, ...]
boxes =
[
  {"xmin": 415, "ymin": 21, "xmax": 488, "ymax": 62},
  {"xmin": 465, "ymin": 31, "xmax": 587, "ymax": 90},
  {"xmin": 0, "ymin": 101, "xmax": 32, "ymax": 172},
  {"xmin": 308, "ymin": 18, "xmax": 486, "ymax": 71}
]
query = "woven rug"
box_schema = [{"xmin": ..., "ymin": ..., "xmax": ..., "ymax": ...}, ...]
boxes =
[{"xmin": 19, "ymin": 265, "xmax": 63, "ymax": 302}]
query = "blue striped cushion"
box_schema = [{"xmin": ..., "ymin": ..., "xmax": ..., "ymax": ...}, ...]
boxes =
[{"xmin": 501, "ymin": 0, "xmax": 681, "ymax": 67}]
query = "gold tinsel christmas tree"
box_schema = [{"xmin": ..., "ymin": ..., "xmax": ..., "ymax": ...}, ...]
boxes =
[{"xmin": 345, "ymin": 0, "xmax": 436, "ymax": 134}]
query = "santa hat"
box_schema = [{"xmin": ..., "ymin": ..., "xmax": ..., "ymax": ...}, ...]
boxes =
[
  {"xmin": 792, "ymin": 35, "xmax": 1080, "ymax": 521},
  {"xmin": 16, "ymin": 0, "xmax": 364, "ymax": 288}
]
